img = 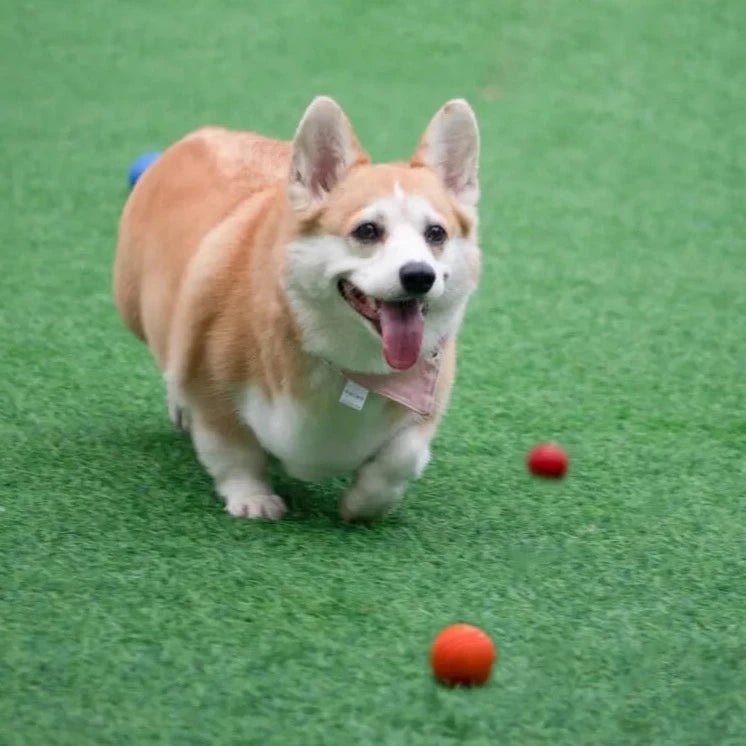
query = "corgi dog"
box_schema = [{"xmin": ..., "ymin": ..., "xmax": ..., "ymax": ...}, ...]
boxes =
[{"xmin": 113, "ymin": 96, "xmax": 481, "ymax": 522}]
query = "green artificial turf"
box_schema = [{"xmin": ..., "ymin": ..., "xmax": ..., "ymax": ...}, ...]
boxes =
[{"xmin": 2, "ymin": 1, "xmax": 745, "ymax": 743}]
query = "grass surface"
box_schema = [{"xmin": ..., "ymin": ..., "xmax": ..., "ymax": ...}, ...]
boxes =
[{"xmin": 2, "ymin": 1, "xmax": 745, "ymax": 744}]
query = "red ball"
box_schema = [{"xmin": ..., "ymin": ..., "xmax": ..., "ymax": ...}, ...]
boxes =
[
  {"xmin": 527, "ymin": 443, "xmax": 569, "ymax": 478},
  {"xmin": 430, "ymin": 623, "xmax": 497, "ymax": 687}
]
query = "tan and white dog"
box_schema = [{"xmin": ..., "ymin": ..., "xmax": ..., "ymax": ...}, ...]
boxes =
[{"xmin": 114, "ymin": 96, "xmax": 481, "ymax": 522}]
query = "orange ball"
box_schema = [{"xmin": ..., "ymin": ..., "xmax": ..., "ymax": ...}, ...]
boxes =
[{"xmin": 430, "ymin": 623, "xmax": 497, "ymax": 686}]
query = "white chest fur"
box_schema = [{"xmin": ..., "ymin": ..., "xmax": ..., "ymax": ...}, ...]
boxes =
[{"xmin": 239, "ymin": 375, "xmax": 404, "ymax": 482}]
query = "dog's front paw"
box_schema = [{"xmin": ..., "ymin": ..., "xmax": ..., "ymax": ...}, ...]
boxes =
[
  {"xmin": 225, "ymin": 493, "xmax": 288, "ymax": 520},
  {"xmin": 339, "ymin": 484, "xmax": 402, "ymax": 524}
]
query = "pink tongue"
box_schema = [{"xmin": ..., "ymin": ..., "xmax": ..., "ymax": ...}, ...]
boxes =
[{"xmin": 379, "ymin": 301, "xmax": 424, "ymax": 370}]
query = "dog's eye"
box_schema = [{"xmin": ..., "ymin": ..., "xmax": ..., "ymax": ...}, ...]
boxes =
[
  {"xmin": 424, "ymin": 224, "xmax": 448, "ymax": 246},
  {"xmin": 351, "ymin": 222, "xmax": 383, "ymax": 243}
]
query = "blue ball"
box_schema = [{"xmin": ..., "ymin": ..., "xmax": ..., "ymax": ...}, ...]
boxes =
[{"xmin": 128, "ymin": 151, "xmax": 161, "ymax": 189}]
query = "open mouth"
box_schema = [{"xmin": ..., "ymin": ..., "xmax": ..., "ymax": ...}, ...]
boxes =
[
  {"xmin": 338, "ymin": 279, "xmax": 426, "ymax": 371},
  {"xmin": 338, "ymin": 280, "xmax": 382, "ymax": 330}
]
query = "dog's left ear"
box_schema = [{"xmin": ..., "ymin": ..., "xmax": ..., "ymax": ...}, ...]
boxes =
[
  {"xmin": 289, "ymin": 96, "xmax": 368, "ymax": 211},
  {"xmin": 411, "ymin": 99, "xmax": 480, "ymax": 207}
]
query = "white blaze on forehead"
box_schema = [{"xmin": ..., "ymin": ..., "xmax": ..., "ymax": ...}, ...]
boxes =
[{"xmin": 358, "ymin": 187, "xmax": 445, "ymax": 228}]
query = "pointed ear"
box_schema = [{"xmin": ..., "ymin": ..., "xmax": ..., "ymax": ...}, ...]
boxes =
[
  {"xmin": 411, "ymin": 99, "xmax": 480, "ymax": 206},
  {"xmin": 288, "ymin": 96, "xmax": 368, "ymax": 211}
]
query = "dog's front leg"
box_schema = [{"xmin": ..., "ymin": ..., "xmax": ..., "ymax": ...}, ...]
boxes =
[
  {"xmin": 340, "ymin": 422, "xmax": 435, "ymax": 522},
  {"xmin": 190, "ymin": 409, "xmax": 287, "ymax": 520}
]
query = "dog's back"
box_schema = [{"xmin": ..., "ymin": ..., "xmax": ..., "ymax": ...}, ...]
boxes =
[{"xmin": 113, "ymin": 128, "xmax": 290, "ymax": 365}]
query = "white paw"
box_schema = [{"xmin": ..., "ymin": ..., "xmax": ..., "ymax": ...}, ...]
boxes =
[
  {"xmin": 225, "ymin": 493, "xmax": 288, "ymax": 520},
  {"xmin": 339, "ymin": 485, "xmax": 402, "ymax": 524}
]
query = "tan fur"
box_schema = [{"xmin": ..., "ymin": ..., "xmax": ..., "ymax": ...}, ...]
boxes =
[
  {"xmin": 113, "ymin": 98, "xmax": 480, "ymax": 521},
  {"xmin": 115, "ymin": 135, "xmax": 465, "ymax": 413}
]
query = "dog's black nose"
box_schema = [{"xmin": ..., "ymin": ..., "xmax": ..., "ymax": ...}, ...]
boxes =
[{"xmin": 399, "ymin": 262, "xmax": 436, "ymax": 295}]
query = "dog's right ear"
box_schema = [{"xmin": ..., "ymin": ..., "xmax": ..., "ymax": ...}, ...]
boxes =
[{"xmin": 288, "ymin": 96, "xmax": 368, "ymax": 211}]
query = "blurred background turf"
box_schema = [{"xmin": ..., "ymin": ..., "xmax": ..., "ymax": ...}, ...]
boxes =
[{"xmin": 1, "ymin": 1, "xmax": 744, "ymax": 743}]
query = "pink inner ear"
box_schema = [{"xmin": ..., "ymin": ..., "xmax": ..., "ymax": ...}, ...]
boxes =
[
  {"xmin": 310, "ymin": 147, "xmax": 340, "ymax": 197},
  {"xmin": 439, "ymin": 158, "xmax": 462, "ymax": 194},
  {"xmin": 436, "ymin": 131, "xmax": 475, "ymax": 193}
]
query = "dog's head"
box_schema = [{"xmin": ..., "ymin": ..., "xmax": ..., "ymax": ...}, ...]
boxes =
[{"xmin": 284, "ymin": 96, "xmax": 481, "ymax": 374}]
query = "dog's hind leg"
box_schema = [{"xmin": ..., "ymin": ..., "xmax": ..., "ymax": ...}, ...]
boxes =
[{"xmin": 166, "ymin": 378, "xmax": 191, "ymax": 433}]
